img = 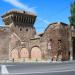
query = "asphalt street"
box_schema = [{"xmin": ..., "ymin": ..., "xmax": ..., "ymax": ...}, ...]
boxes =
[{"xmin": 0, "ymin": 61, "xmax": 75, "ymax": 75}]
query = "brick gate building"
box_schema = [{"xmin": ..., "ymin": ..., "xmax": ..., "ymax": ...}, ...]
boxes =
[{"xmin": 0, "ymin": 10, "xmax": 75, "ymax": 62}]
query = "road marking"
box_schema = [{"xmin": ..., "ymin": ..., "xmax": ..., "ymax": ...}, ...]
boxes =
[
  {"xmin": 11, "ymin": 68, "xmax": 75, "ymax": 75},
  {"xmin": 3, "ymin": 65, "xmax": 16, "ymax": 66},
  {"xmin": 1, "ymin": 65, "xmax": 9, "ymax": 74}
]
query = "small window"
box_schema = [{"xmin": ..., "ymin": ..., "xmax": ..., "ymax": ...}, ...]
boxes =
[
  {"xmin": 58, "ymin": 40, "xmax": 61, "ymax": 42},
  {"xmin": 20, "ymin": 28, "xmax": 22, "ymax": 31},
  {"xmin": 26, "ymin": 29, "xmax": 28, "ymax": 31},
  {"xmin": 50, "ymin": 39, "xmax": 52, "ymax": 41}
]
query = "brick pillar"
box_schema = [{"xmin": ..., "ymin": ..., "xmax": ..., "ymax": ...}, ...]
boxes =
[{"xmin": 69, "ymin": 26, "xmax": 73, "ymax": 61}]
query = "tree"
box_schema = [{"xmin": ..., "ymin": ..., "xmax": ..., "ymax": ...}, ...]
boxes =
[{"xmin": 69, "ymin": 1, "xmax": 75, "ymax": 27}]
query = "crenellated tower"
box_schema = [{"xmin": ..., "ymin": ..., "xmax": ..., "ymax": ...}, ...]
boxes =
[{"xmin": 2, "ymin": 10, "xmax": 37, "ymax": 41}]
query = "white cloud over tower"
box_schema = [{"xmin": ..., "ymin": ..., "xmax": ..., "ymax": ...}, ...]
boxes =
[{"xmin": 3, "ymin": 0, "xmax": 36, "ymax": 13}]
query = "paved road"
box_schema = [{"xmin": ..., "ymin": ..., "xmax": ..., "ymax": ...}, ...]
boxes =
[{"xmin": 0, "ymin": 61, "xmax": 75, "ymax": 75}]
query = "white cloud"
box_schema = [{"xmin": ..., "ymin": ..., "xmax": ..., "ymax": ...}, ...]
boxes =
[
  {"xmin": 38, "ymin": 17, "xmax": 49, "ymax": 24},
  {"xmin": 3, "ymin": 0, "xmax": 49, "ymax": 24},
  {"xmin": 3, "ymin": 0, "xmax": 36, "ymax": 13}
]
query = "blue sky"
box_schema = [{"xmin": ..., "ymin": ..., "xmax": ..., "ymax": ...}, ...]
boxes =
[{"xmin": 0, "ymin": 0, "xmax": 74, "ymax": 32}]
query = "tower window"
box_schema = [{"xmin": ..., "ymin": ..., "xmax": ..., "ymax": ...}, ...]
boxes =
[
  {"xmin": 20, "ymin": 28, "xmax": 22, "ymax": 31},
  {"xmin": 58, "ymin": 40, "xmax": 61, "ymax": 42},
  {"xmin": 26, "ymin": 29, "xmax": 28, "ymax": 31},
  {"xmin": 50, "ymin": 39, "xmax": 52, "ymax": 41}
]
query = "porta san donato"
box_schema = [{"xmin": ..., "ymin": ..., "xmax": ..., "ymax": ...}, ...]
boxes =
[{"xmin": 0, "ymin": 10, "xmax": 75, "ymax": 62}]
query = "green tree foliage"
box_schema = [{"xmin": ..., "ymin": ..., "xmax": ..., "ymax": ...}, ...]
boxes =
[{"xmin": 69, "ymin": 1, "xmax": 75, "ymax": 26}]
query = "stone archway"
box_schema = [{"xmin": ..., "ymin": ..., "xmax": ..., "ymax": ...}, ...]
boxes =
[
  {"xmin": 20, "ymin": 48, "xmax": 29, "ymax": 60},
  {"xmin": 11, "ymin": 49, "xmax": 19, "ymax": 61},
  {"xmin": 31, "ymin": 47, "xmax": 42, "ymax": 61}
]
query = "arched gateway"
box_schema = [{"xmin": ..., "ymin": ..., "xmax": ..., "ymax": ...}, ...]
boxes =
[
  {"xmin": 31, "ymin": 47, "xmax": 42, "ymax": 61},
  {"xmin": 20, "ymin": 48, "xmax": 29, "ymax": 60}
]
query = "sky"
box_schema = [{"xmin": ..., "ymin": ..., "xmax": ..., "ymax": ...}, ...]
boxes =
[{"xmin": 0, "ymin": 0, "xmax": 74, "ymax": 32}]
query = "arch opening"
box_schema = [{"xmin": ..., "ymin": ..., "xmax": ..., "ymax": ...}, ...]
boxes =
[
  {"xmin": 31, "ymin": 47, "xmax": 42, "ymax": 61},
  {"xmin": 20, "ymin": 48, "xmax": 29, "ymax": 61}
]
